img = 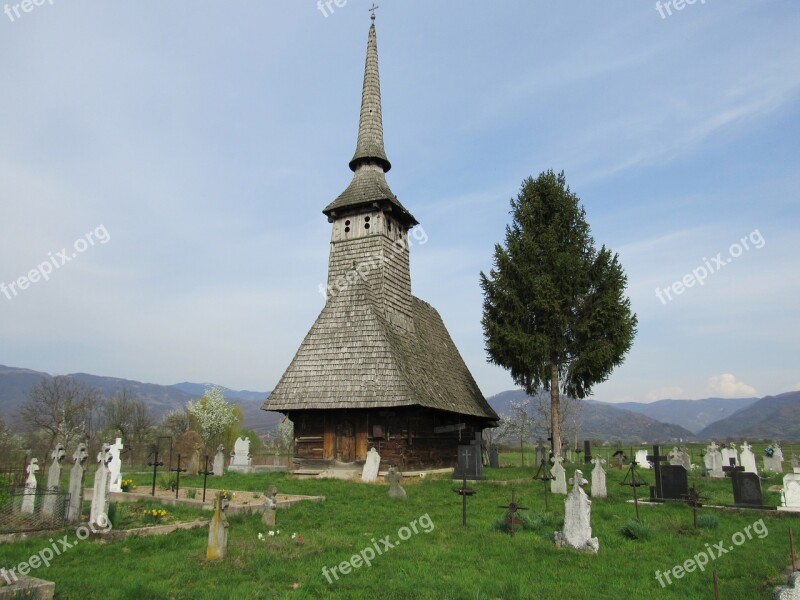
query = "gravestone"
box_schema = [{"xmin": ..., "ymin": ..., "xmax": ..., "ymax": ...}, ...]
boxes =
[
  {"xmin": 554, "ymin": 470, "xmax": 599, "ymax": 553},
  {"xmin": 551, "ymin": 455, "xmax": 567, "ymax": 495},
  {"xmin": 66, "ymin": 443, "xmax": 89, "ymax": 523},
  {"xmin": 731, "ymin": 471, "xmax": 767, "ymax": 508},
  {"xmin": 739, "ymin": 442, "xmax": 758, "ymax": 475},
  {"xmin": 228, "ymin": 436, "xmax": 253, "ymax": 473},
  {"xmin": 362, "ymin": 447, "xmax": 381, "ymax": 482},
  {"xmin": 262, "ymin": 486, "xmax": 278, "ymax": 526},
  {"xmin": 669, "ymin": 446, "xmax": 682, "ymax": 466},
  {"xmin": 792, "ymin": 453, "xmax": 799, "ymax": 471},
  {"xmin": 535, "ymin": 441, "xmax": 546, "ymax": 467},
  {"xmin": 660, "ymin": 465, "xmax": 689, "ymax": 500},
  {"xmin": 612, "ymin": 450, "xmax": 626, "ymax": 469},
  {"xmin": 583, "ymin": 440, "xmax": 592, "ymax": 465},
  {"xmin": 213, "ymin": 444, "xmax": 225, "ymax": 476},
  {"xmin": 590, "ymin": 457, "xmax": 607, "ymax": 498},
  {"xmin": 21, "ymin": 459, "xmax": 40, "ymax": 514},
  {"xmin": 764, "ymin": 443, "xmax": 784, "ymax": 473},
  {"xmin": 669, "ymin": 446, "xmax": 691, "ymax": 471},
  {"xmin": 778, "ymin": 472, "xmax": 800, "ymax": 512},
  {"xmin": 387, "ymin": 466, "xmax": 406, "ymax": 499},
  {"xmin": 721, "ymin": 443, "xmax": 739, "ymax": 467},
  {"xmin": 634, "ymin": 449, "xmax": 651, "ymax": 469},
  {"xmin": 90, "ymin": 444, "xmax": 111, "ymax": 527},
  {"xmin": 705, "ymin": 442, "xmax": 724, "ymax": 478},
  {"xmin": 566, "ymin": 448, "xmax": 574, "ymax": 463},
  {"xmin": 42, "ymin": 444, "xmax": 66, "ymax": 517},
  {"xmin": 453, "ymin": 434, "xmax": 484, "ymax": 480},
  {"xmin": 207, "ymin": 492, "xmax": 229, "ymax": 560},
  {"xmin": 647, "ymin": 445, "xmax": 668, "ymax": 502},
  {"xmin": 107, "ymin": 438, "xmax": 124, "ymax": 493},
  {"xmin": 488, "ymin": 445, "xmax": 500, "ymax": 468}
]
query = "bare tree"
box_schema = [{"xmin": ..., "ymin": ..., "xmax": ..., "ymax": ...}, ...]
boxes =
[
  {"xmin": 494, "ymin": 398, "xmax": 539, "ymax": 466},
  {"xmin": 160, "ymin": 408, "xmax": 190, "ymax": 439},
  {"xmin": 103, "ymin": 387, "xmax": 155, "ymax": 462},
  {"xmin": 17, "ymin": 376, "xmax": 103, "ymax": 450}
]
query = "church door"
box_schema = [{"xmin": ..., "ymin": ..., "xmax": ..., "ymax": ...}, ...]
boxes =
[{"xmin": 336, "ymin": 420, "xmax": 356, "ymax": 462}]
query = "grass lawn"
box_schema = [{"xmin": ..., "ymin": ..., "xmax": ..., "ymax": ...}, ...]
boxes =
[{"xmin": 0, "ymin": 448, "xmax": 797, "ymax": 599}]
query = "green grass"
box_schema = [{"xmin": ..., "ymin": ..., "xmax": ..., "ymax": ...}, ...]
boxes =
[{"xmin": 1, "ymin": 454, "xmax": 796, "ymax": 599}]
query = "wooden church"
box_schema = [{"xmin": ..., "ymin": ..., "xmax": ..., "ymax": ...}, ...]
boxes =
[{"xmin": 263, "ymin": 15, "xmax": 498, "ymax": 470}]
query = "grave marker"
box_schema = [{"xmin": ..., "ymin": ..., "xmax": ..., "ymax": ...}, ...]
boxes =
[
  {"xmin": 66, "ymin": 443, "xmax": 88, "ymax": 523},
  {"xmin": 453, "ymin": 476, "xmax": 475, "ymax": 527},
  {"xmin": 21, "ymin": 459, "xmax": 39, "ymax": 514},
  {"xmin": 498, "ymin": 488, "xmax": 528, "ymax": 537},
  {"xmin": 42, "ymin": 444, "xmax": 65, "ymax": 517},
  {"xmin": 555, "ymin": 470, "xmax": 599, "ymax": 553}
]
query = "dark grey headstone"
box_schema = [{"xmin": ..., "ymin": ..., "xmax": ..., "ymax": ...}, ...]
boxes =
[
  {"xmin": 660, "ymin": 465, "xmax": 689, "ymax": 500},
  {"xmin": 453, "ymin": 441, "xmax": 484, "ymax": 480},
  {"xmin": 489, "ymin": 445, "xmax": 500, "ymax": 468},
  {"xmin": 583, "ymin": 440, "xmax": 592, "ymax": 465},
  {"xmin": 732, "ymin": 472, "xmax": 766, "ymax": 507}
]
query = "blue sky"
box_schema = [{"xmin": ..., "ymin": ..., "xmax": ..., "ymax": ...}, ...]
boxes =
[{"xmin": 1, "ymin": 2, "xmax": 798, "ymax": 402}]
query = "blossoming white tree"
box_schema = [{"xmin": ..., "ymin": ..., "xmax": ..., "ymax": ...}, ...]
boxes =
[{"xmin": 187, "ymin": 386, "xmax": 237, "ymax": 447}]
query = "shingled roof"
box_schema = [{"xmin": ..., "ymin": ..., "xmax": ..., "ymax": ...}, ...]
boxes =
[{"xmin": 264, "ymin": 281, "xmax": 498, "ymax": 421}]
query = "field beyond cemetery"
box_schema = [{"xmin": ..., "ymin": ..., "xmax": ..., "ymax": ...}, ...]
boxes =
[{"xmin": 0, "ymin": 447, "xmax": 797, "ymax": 599}]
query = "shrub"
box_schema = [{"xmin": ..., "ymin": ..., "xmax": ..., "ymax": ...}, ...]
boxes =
[{"xmin": 619, "ymin": 519, "xmax": 651, "ymax": 540}]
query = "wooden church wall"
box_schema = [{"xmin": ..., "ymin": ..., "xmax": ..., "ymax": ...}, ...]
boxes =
[{"xmin": 289, "ymin": 408, "xmax": 486, "ymax": 469}]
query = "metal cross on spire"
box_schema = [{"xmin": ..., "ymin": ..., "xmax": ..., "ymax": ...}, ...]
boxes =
[{"xmin": 369, "ymin": 3, "xmax": 379, "ymax": 21}]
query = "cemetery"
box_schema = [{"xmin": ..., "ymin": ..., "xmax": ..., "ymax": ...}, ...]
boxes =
[
  {"xmin": 1, "ymin": 4, "xmax": 798, "ymax": 600},
  {"xmin": 1, "ymin": 441, "xmax": 799, "ymax": 598}
]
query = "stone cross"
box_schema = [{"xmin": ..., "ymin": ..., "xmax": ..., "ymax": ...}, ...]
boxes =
[
  {"xmin": 555, "ymin": 469, "xmax": 599, "ymax": 553},
  {"xmin": 590, "ymin": 457, "xmax": 607, "ymax": 498},
  {"xmin": 387, "ymin": 466, "xmax": 406, "ymax": 499},
  {"xmin": 42, "ymin": 444, "xmax": 66, "ymax": 517},
  {"xmin": 262, "ymin": 485, "xmax": 279, "ymax": 527},
  {"xmin": 107, "ymin": 438, "xmax": 124, "ymax": 493},
  {"xmin": 213, "ymin": 444, "xmax": 225, "ymax": 476},
  {"xmin": 21, "ymin": 458, "xmax": 40, "ymax": 514},
  {"xmin": 66, "ymin": 443, "xmax": 89, "ymax": 523},
  {"xmin": 739, "ymin": 441, "xmax": 759, "ymax": 475},
  {"xmin": 90, "ymin": 444, "xmax": 112, "ymax": 527},
  {"xmin": 207, "ymin": 491, "xmax": 229, "ymax": 560},
  {"xmin": 550, "ymin": 455, "xmax": 567, "ymax": 495}
]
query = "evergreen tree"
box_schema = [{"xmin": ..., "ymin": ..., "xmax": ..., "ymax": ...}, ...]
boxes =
[{"xmin": 480, "ymin": 170, "xmax": 637, "ymax": 459}]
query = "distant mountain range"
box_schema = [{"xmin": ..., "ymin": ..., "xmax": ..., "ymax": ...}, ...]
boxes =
[
  {"xmin": 1, "ymin": 364, "xmax": 798, "ymax": 441},
  {"xmin": 0, "ymin": 365, "xmax": 282, "ymax": 435}
]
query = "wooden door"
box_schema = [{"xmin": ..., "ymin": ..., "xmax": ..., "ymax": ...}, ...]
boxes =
[{"xmin": 336, "ymin": 420, "xmax": 355, "ymax": 462}]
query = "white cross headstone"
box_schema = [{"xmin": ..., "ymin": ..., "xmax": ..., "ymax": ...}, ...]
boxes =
[
  {"xmin": 90, "ymin": 444, "xmax": 111, "ymax": 527},
  {"xmin": 590, "ymin": 457, "xmax": 607, "ymax": 498},
  {"xmin": 67, "ymin": 443, "xmax": 89, "ymax": 523},
  {"xmin": 228, "ymin": 437, "xmax": 253, "ymax": 473},
  {"xmin": 21, "ymin": 459, "xmax": 40, "ymax": 514},
  {"xmin": 764, "ymin": 443, "xmax": 784, "ymax": 473},
  {"xmin": 361, "ymin": 447, "xmax": 381, "ymax": 482},
  {"xmin": 721, "ymin": 444, "xmax": 739, "ymax": 468},
  {"xmin": 778, "ymin": 472, "xmax": 800, "ymax": 513},
  {"xmin": 740, "ymin": 441, "xmax": 758, "ymax": 475},
  {"xmin": 635, "ymin": 449, "xmax": 651, "ymax": 469},
  {"xmin": 551, "ymin": 455, "xmax": 567, "ymax": 495},
  {"xmin": 42, "ymin": 444, "xmax": 66, "ymax": 517},
  {"xmin": 705, "ymin": 442, "xmax": 724, "ymax": 478},
  {"xmin": 108, "ymin": 438, "xmax": 124, "ymax": 493},
  {"xmin": 555, "ymin": 469, "xmax": 599, "ymax": 553}
]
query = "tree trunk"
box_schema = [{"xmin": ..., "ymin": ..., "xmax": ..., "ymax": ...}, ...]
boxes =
[{"xmin": 550, "ymin": 364, "xmax": 562, "ymax": 459}]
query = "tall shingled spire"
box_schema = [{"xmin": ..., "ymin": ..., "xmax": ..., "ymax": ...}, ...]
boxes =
[
  {"xmin": 323, "ymin": 16, "xmax": 417, "ymax": 227},
  {"xmin": 349, "ymin": 19, "xmax": 390, "ymax": 173}
]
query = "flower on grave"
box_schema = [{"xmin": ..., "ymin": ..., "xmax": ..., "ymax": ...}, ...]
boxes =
[
  {"xmin": 268, "ymin": 530, "xmax": 275, "ymax": 537},
  {"xmin": 291, "ymin": 533, "xmax": 297, "ymax": 540},
  {"xmin": 121, "ymin": 479, "xmax": 136, "ymax": 492},
  {"xmin": 258, "ymin": 533, "xmax": 264, "ymax": 541},
  {"xmin": 765, "ymin": 446, "xmax": 775, "ymax": 457},
  {"xmin": 294, "ymin": 534, "xmax": 304, "ymax": 546}
]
